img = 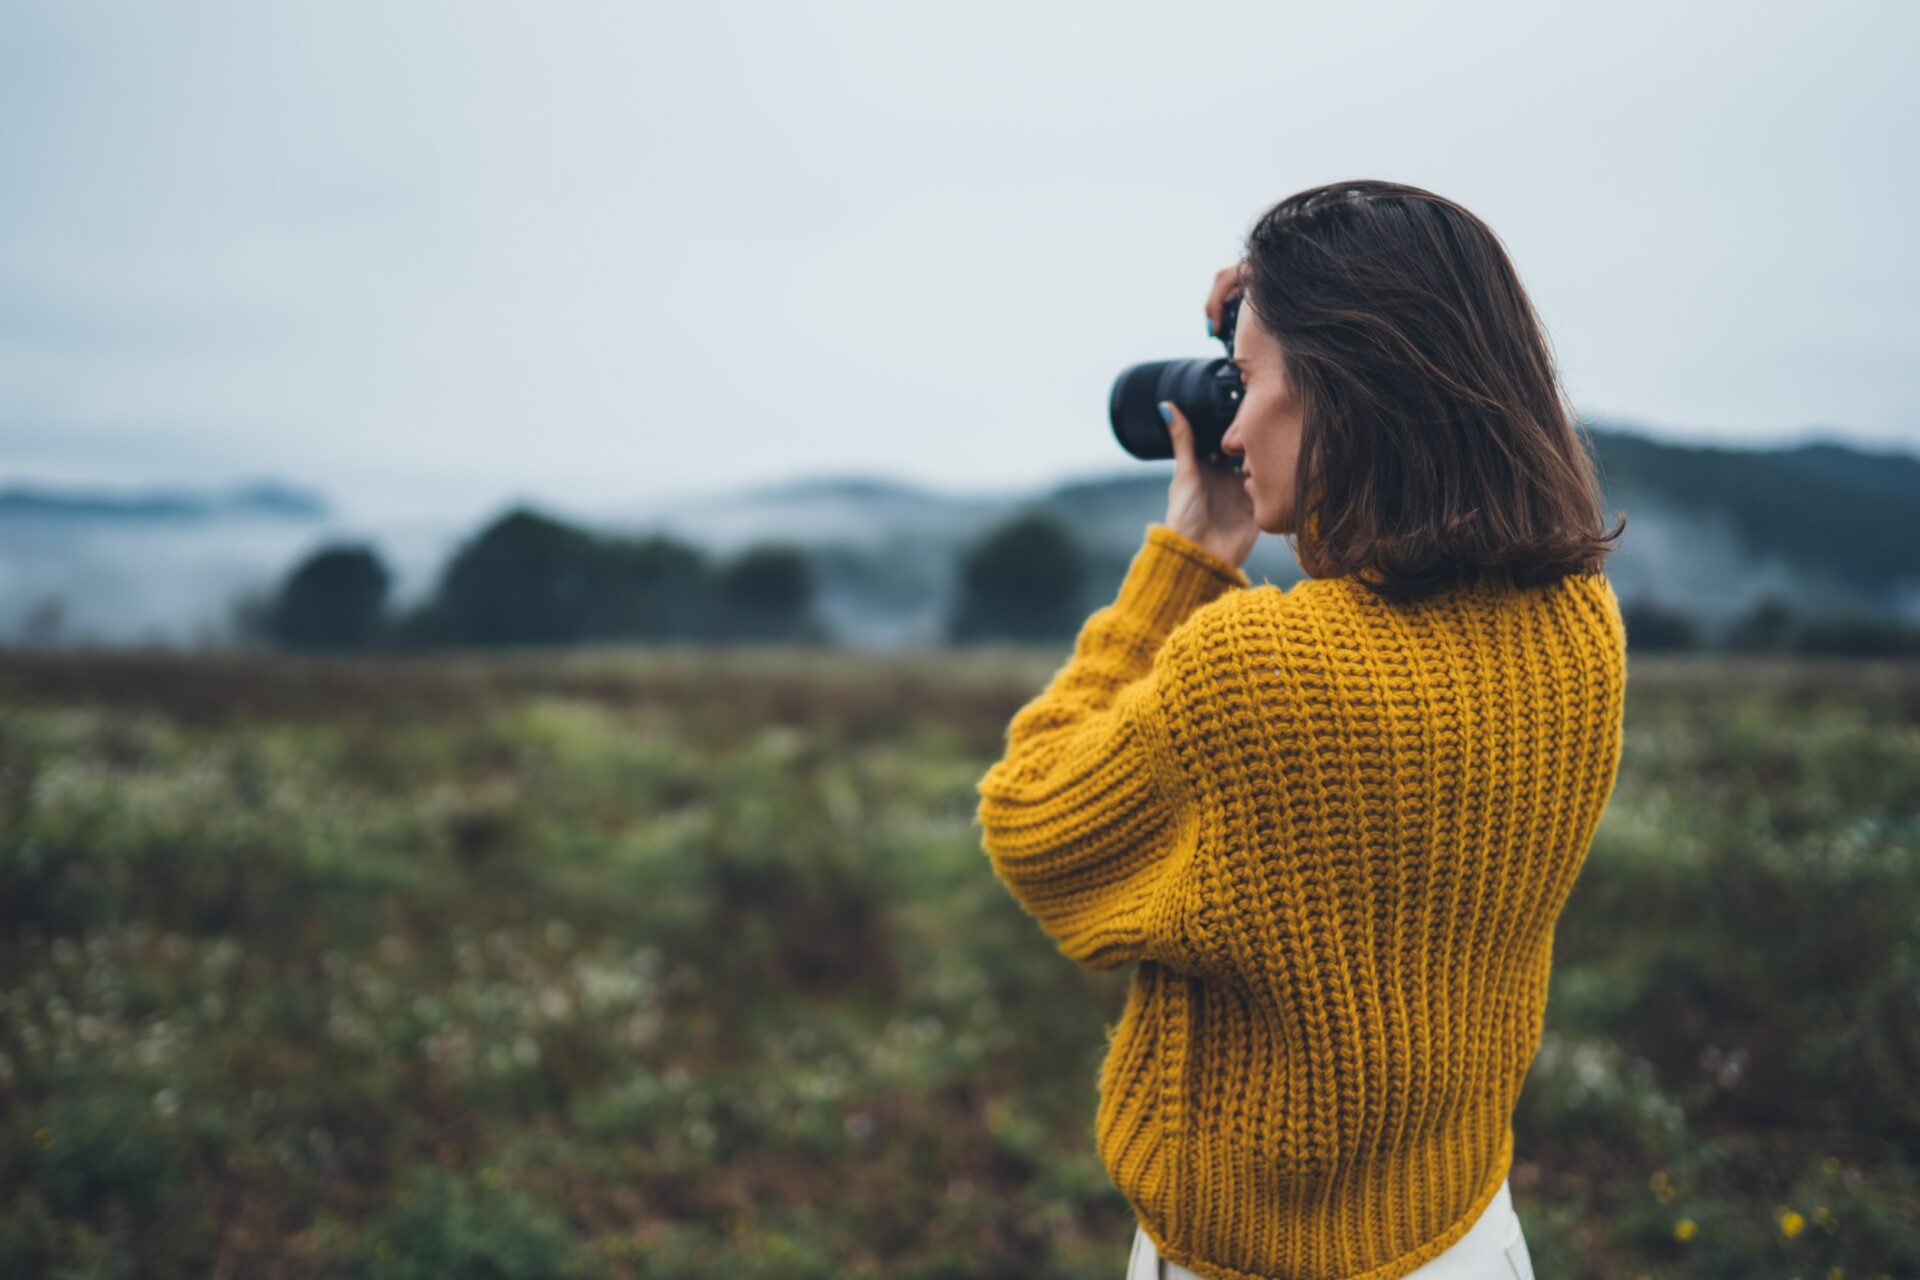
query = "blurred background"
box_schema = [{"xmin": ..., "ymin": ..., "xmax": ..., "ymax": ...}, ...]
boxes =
[{"xmin": 3, "ymin": 2, "xmax": 1917, "ymax": 1277}]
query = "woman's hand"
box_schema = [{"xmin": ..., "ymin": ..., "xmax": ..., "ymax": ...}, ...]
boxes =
[
  {"xmin": 1204, "ymin": 262, "xmax": 1245, "ymax": 339},
  {"xmin": 1160, "ymin": 401, "xmax": 1258, "ymax": 570}
]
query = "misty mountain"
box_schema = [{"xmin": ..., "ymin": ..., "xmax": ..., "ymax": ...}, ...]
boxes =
[
  {"xmin": 615, "ymin": 423, "xmax": 1920, "ymax": 647},
  {"xmin": 0, "ymin": 479, "xmax": 329, "ymax": 522},
  {"xmin": 1765, "ymin": 440, "xmax": 1920, "ymax": 505},
  {"xmin": 2, "ymin": 423, "xmax": 1915, "ymax": 648},
  {"xmin": 1588, "ymin": 431, "xmax": 1920, "ymax": 613},
  {"xmin": 0, "ymin": 480, "xmax": 451, "ymax": 649}
]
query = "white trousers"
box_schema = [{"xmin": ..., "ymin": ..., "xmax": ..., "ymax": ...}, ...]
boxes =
[{"xmin": 1126, "ymin": 1177, "xmax": 1536, "ymax": 1280}]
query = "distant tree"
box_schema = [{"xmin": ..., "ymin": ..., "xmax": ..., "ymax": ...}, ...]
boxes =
[
  {"xmin": 432, "ymin": 507, "xmax": 602, "ymax": 645},
  {"xmin": 1619, "ymin": 595, "xmax": 1698, "ymax": 652},
  {"xmin": 715, "ymin": 544, "xmax": 819, "ymax": 641},
  {"xmin": 267, "ymin": 543, "xmax": 391, "ymax": 650},
  {"xmin": 948, "ymin": 513, "xmax": 1086, "ymax": 643},
  {"xmin": 413, "ymin": 508, "xmax": 721, "ymax": 647},
  {"xmin": 1723, "ymin": 593, "xmax": 1797, "ymax": 652},
  {"xmin": 1794, "ymin": 613, "xmax": 1920, "ymax": 657},
  {"xmin": 589, "ymin": 534, "xmax": 713, "ymax": 641}
]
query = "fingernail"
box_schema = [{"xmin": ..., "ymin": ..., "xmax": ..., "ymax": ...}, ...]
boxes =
[
  {"xmin": 1206, "ymin": 318, "xmax": 1215, "ymax": 338},
  {"xmin": 1157, "ymin": 403, "xmax": 1173, "ymax": 425}
]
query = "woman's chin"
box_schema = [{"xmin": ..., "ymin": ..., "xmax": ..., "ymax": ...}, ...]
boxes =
[{"xmin": 1245, "ymin": 483, "xmax": 1291, "ymax": 536}]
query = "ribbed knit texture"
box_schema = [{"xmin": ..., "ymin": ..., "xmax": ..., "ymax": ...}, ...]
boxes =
[{"xmin": 975, "ymin": 523, "xmax": 1627, "ymax": 1280}]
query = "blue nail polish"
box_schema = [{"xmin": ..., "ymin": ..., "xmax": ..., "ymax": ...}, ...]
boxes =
[
  {"xmin": 1157, "ymin": 404, "xmax": 1173, "ymax": 425},
  {"xmin": 1206, "ymin": 319, "xmax": 1215, "ymax": 338}
]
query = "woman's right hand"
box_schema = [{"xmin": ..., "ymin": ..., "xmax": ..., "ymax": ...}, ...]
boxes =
[{"xmin": 1204, "ymin": 263, "xmax": 1245, "ymax": 339}]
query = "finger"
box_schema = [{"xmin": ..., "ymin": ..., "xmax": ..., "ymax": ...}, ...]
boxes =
[
  {"xmin": 1205, "ymin": 264, "xmax": 1242, "ymax": 338},
  {"xmin": 1159, "ymin": 401, "xmax": 1192, "ymax": 466}
]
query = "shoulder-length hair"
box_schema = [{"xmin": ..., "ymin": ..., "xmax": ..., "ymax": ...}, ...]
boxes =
[{"xmin": 1239, "ymin": 179, "xmax": 1627, "ymax": 604}]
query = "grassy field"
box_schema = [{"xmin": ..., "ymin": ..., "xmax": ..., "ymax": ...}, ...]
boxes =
[{"xmin": 1, "ymin": 647, "xmax": 1916, "ymax": 1279}]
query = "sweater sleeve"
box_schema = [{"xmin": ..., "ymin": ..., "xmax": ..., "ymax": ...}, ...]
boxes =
[{"xmin": 974, "ymin": 524, "xmax": 1251, "ymax": 970}]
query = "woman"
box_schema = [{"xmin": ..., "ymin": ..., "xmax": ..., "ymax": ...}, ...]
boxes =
[{"xmin": 975, "ymin": 180, "xmax": 1629, "ymax": 1280}]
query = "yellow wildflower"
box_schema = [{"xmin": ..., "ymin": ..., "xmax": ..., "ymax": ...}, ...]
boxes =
[
  {"xmin": 32, "ymin": 1127, "xmax": 52, "ymax": 1148},
  {"xmin": 1779, "ymin": 1208, "xmax": 1806, "ymax": 1238},
  {"xmin": 1674, "ymin": 1218, "xmax": 1697, "ymax": 1242}
]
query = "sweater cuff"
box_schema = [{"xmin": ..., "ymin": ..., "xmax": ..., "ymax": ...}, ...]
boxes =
[{"xmin": 1112, "ymin": 524, "xmax": 1252, "ymax": 639}]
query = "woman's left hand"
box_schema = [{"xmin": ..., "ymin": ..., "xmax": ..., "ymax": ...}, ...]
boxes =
[{"xmin": 1160, "ymin": 401, "xmax": 1259, "ymax": 570}]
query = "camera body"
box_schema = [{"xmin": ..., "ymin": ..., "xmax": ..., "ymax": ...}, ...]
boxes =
[{"xmin": 1108, "ymin": 293, "xmax": 1244, "ymax": 468}]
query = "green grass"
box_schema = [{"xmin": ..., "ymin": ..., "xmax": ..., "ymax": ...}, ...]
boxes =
[{"xmin": 0, "ymin": 647, "xmax": 1915, "ymax": 1279}]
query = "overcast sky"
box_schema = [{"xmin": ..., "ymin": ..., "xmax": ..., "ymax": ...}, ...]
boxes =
[{"xmin": 3, "ymin": 0, "xmax": 1915, "ymax": 525}]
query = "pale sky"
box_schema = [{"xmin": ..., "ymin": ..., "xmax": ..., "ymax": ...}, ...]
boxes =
[{"xmin": 3, "ymin": 0, "xmax": 1916, "ymax": 525}]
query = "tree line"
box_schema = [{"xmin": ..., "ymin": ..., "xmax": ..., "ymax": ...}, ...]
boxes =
[
  {"xmin": 1620, "ymin": 594, "xmax": 1920, "ymax": 657},
  {"xmin": 242, "ymin": 507, "xmax": 1096, "ymax": 651},
  {"xmin": 243, "ymin": 503, "xmax": 1920, "ymax": 656}
]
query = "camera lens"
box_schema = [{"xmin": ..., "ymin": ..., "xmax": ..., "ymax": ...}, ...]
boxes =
[
  {"xmin": 1109, "ymin": 357, "xmax": 1243, "ymax": 464},
  {"xmin": 1108, "ymin": 295, "xmax": 1244, "ymax": 465}
]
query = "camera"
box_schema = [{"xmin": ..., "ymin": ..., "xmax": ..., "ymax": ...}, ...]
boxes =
[{"xmin": 1108, "ymin": 292, "xmax": 1244, "ymax": 469}]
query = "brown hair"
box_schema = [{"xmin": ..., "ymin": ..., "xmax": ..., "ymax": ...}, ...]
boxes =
[{"xmin": 1238, "ymin": 179, "xmax": 1626, "ymax": 604}]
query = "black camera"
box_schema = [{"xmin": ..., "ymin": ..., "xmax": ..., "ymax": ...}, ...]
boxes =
[{"xmin": 1108, "ymin": 292, "xmax": 1244, "ymax": 469}]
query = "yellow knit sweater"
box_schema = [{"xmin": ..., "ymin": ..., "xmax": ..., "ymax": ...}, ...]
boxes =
[{"xmin": 974, "ymin": 523, "xmax": 1627, "ymax": 1280}]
